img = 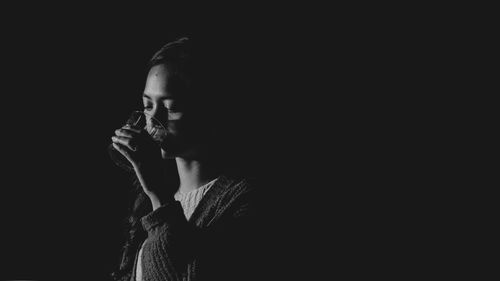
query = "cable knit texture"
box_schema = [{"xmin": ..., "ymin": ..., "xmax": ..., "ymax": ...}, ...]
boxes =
[
  {"xmin": 125, "ymin": 174, "xmax": 260, "ymax": 281},
  {"xmin": 174, "ymin": 178, "xmax": 218, "ymax": 220}
]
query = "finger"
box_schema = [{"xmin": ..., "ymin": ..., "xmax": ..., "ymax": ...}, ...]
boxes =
[
  {"xmin": 121, "ymin": 125, "xmax": 142, "ymax": 134},
  {"xmin": 112, "ymin": 142, "xmax": 135, "ymax": 163},
  {"xmin": 115, "ymin": 128, "xmax": 139, "ymax": 138},
  {"xmin": 112, "ymin": 136, "xmax": 136, "ymax": 151},
  {"xmin": 117, "ymin": 128, "xmax": 154, "ymax": 144}
]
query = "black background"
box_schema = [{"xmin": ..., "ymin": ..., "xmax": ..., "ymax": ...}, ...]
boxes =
[{"xmin": 0, "ymin": 3, "xmax": 424, "ymax": 280}]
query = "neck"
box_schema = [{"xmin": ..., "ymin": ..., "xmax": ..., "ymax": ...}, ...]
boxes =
[{"xmin": 175, "ymin": 157, "xmax": 219, "ymax": 194}]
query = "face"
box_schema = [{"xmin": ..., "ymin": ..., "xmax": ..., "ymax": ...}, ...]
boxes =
[{"xmin": 143, "ymin": 64, "xmax": 201, "ymax": 159}]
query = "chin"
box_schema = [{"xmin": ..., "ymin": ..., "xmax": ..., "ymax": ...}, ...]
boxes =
[
  {"xmin": 161, "ymin": 149, "xmax": 176, "ymax": 159},
  {"xmin": 162, "ymin": 146, "xmax": 201, "ymax": 160}
]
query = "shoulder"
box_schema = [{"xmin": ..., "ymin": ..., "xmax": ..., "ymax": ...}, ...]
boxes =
[
  {"xmin": 206, "ymin": 172, "xmax": 263, "ymax": 215},
  {"xmin": 216, "ymin": 171, "xmax": 260, "ymax": 199}
]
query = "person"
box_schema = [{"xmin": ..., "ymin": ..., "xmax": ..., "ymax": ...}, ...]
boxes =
[{"xmin": 109, "ymin": 37, "xmax": 265, "ymax": 281}]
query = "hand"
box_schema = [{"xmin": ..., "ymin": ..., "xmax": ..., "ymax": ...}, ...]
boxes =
[
  {"xmin": 111, "ymin": 125, "xmax": 161, "ymax": 170},
  {"xmin": 112, "ymin": 125, "xmax": 175, "ymax": 205}
]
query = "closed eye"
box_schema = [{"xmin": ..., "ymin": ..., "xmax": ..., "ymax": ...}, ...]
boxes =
[{"xmin": 167, "ymin": 111, "xmax": 183, "ymax": 120}]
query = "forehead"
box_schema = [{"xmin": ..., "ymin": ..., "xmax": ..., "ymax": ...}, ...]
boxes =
[{"xmin": 144, "ymin": 64, "xmax": 186, "ymax": 99}]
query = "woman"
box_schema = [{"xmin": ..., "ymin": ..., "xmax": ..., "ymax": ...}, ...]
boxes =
[{"xmin": 110, "ymin": 37, "xmax": 263, "ymax": 281}]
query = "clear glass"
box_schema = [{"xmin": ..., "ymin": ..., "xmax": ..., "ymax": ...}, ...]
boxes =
[{"xmin": 108, "ymin": 110, "xmax": 168, "ymax": 171}]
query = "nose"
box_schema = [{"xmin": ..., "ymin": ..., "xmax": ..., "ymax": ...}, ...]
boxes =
[{"xmin": 149, "ymin": 106, "xmax": 169, "ymax": 127}]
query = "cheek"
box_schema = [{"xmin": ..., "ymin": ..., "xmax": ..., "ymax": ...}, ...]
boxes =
[
  {"xmin": 167, "ymin": 122, "xmax": 180, "ymax": 135},
  {"xmin": 168, "ymin": 119, "xmax": 193, "ymax": 135},
  {"xmin": 167, "ymin": 117, "xmax": 206, "ymax": 139}
]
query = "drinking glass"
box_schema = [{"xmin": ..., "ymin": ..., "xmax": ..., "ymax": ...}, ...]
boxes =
[{"xmin": 108, "ymin": 110, "xmax": 168, "ymax": 171}]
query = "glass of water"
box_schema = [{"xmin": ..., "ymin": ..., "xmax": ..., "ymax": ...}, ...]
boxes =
[{"xmin": 108, "ymin": 110, "xmax": 168, "ymax": 171}]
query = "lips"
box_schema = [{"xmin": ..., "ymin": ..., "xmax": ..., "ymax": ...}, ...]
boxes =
[{"xmin": 148, "ymin": 125, "xmax": 168, "ymax": 143}]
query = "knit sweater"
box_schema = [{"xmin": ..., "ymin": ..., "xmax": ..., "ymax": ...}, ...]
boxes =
[
  {"xmin": 125, "ymin": 174, "xmax": 261, "ymax": 281},
  {"xmin": 135, "ymin": 178, "xmax": 217, "ymax": 280}
]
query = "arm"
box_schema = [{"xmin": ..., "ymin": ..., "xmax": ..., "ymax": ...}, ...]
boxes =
[{"xmin": 139, "ymin": 201, "xmax": 191, "ymax": 281}]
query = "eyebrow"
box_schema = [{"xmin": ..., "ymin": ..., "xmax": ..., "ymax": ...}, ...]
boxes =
[{"xmin": 142, "ymin": 93, "xmax": 174, "ymax": 100}]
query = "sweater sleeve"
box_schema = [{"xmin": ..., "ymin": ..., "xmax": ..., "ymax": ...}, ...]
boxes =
[{"xmin": 139, "ymin": 200, "xmax": 191, "ymax": 281}]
